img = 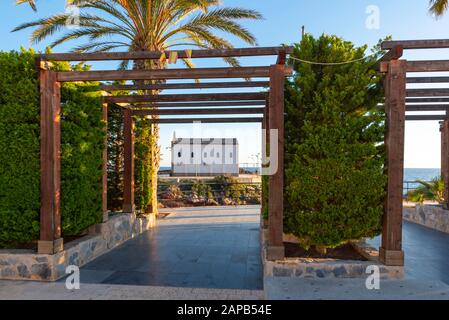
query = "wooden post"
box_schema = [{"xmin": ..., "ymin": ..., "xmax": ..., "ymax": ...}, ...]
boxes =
[
  {"xmin": 123, "ymin": 108, "xmax": 135, "ymax": 213},
  {"xmin": 38, "ymin": 69, "xmax": 63, "ymax": 254},
  {"xmin": 267, "ymin": 64, "xmax": 285, "ymax": 260},
  {"xmin": 102, "ymin": 103, "xmax": 109, "ymax": 221},
  {"xmin": 441, "ymin": 120, "xmax": 449, "ymax": 209},
  {"xmin": 261, "ymin": 100, "xmax": 267, "ymax": 219},
  {"xmin": 380, "ymin": 59, "xmax": 407, "ymax": 266}
]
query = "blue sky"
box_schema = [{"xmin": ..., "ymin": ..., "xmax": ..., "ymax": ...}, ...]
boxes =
[{"xmin": 1, "ymin": 0, "xmax": 449, "ymax": 167}]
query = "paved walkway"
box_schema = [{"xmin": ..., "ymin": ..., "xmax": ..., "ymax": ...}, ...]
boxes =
[
  {"xmin": 75, "ymin": 206, "xmax": 263, "ymax": 290},
  {"xmin": 2, "ymin": 208, "xmax": 449, "ymax": 300},
  {"xmin": 367, "ymin": 221, "xmax": 449, "ymax": 285},
  {"xmin": 267, "ymin": 221, "xmax": 449, "ymax": 300}
]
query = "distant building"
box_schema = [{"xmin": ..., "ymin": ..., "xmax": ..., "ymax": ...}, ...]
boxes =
[{"xmin": 171, "ymin": 135, "xmax": 239, "ymax": 177}]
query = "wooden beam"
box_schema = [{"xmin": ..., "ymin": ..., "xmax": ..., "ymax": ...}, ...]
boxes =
[
  {"xmin": 381, "ymin": 59, "xmax": 406, "ymax": 266},
  {"xmin": 407, "ymin": 60, "xmax": 449, "ymax": 72},
  {"xmin": 406, "ymin": 104, "xmax": 449, "ymax": 111},
  {"xmin": 145, "ymin": 117, "xmax": 262, "ymax": 124},
  {"xmin": 407, "ymin": 76, "xmax": 449, "ymax": 83},
  {"xmin": 102, "ymin": 103, "xmax": 108, "ymax": 222},
  {"xmin": 57, "ymin": 66, "xmax": 272, "ymax": 82},
  {"xmin": 132, "ymin": 108, "xmax": 265, "ymax": 116},
  {"xmin": 405, "ymin": 115, "xmax": 447, "ymax": 121},
  {"xmin": 267, "ymin": 64, "xmax": 285, "ymax": 261},
  {"xmin": 373, "ymin": 46, "xmax": 403, "ymax": 71},
  {"xmin": 38, "ymin": 70, "xmax": 63, "ymax": 254},
  {"xmin": 129, "ymin": 101, "xmax": 266, "ymax": 108},
  {"xmin": 100, "ymin": 81, "xmax": 269, "ymax": 91},
  {"xmin": 103, "ymin": 92, "xmax": 267, "ymax": 103},
  {"xmin": 406, "ymin": 97, "xmax": 449, "ymax": 103},
  {"xmin": 40, "ymin": 46, "xmax": 294, "ymax": 62},
  {"xmin": 123, "ymin": 109, "xmax": 135, "ymax": 213},
  {"xmin": 441, "ymin": 120, "xmax": 449, "ymax": 209},
  {"xmin": 382, "ymin": 39, "xmax": 449, "ymax": 50},
  {"xmin": 407, "ymin": 88, "xmax": 449, "ymax": 97}
]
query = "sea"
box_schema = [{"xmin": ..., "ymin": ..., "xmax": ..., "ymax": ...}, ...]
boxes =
[{"xmin": 159, "ymin": 166, "xmax": 440, "ymax": 182}]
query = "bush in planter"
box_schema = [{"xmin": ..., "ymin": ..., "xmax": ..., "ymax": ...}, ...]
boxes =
[{"xmin": 284, "ymin": 34, "xmax": 387, "ymax": 250}]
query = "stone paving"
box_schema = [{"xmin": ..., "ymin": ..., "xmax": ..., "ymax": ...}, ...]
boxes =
[
  {"xmin": 70, "ymin": 206, "xmax": 263, "ymax": 290},
  {"xmin": 266, "ymin": 220, "xmax": 449, "ymax": 300},
  {"xmin": 367, "ymin": 221, "xmax": 449, "ymax": 285},
  {"xmin": 2, "ymin": 207, "xmax": 449, "ymax": 300}
]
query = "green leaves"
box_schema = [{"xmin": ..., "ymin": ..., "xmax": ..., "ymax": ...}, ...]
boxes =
[
  {"xmin": 284, "ymin": 34, "xmax": 386, "ymax": 249},
  {"xmin": 0, "ymin": 50, "xmax": 104, "ymax": 247}
]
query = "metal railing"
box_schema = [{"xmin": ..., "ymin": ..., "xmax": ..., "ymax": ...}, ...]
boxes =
[{"xmin": 403, "ymin": 180, "xmax": 430, "ymax": 196}]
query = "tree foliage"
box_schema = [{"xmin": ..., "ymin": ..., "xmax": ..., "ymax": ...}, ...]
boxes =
[
  {"xmin": 284, "ymin": 34, "xmax": 387, "ymax": 249},
  {"xmin": 0, "ymin": 49, "xmax": 105, "ymax": 247}
]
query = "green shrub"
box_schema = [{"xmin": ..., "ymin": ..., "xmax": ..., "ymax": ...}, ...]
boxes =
[
  {"xmin": 60, "ymin": 81, "xmax": 105, "ymax": 235},
  {"xmin": 107, "ymin": 103, "xmax": 124, "ymax": 211},
  {"xmin": 0, "ymin": 49, "xmax": 40, "ymax": 247},
  {"xmin": 284, "ymin": 34, "xmax": 387, "ymax": 249},
  {"xmin": 0, "ymin": 49, "xmax": 105, "ymax": 246}
]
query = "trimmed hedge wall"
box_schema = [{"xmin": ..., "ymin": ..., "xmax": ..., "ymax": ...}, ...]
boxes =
[
  {"xmin": 0, "ymin": 49, "xmax": 41, "ymax": 247},
  {"xmin": 0, "ymin": 50, "xmax": 105, "ymax": 247}
]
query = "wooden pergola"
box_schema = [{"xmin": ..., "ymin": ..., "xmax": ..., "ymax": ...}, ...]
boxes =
[
  {"xmin": 36, "ymin": 46, "xmax": 293, "ymax": 259},
  {"xmin": 37, "ymin": 39, "xmax": 449, "ymax": 266},
  {"xmin": 376, "ymin": 38, "xmax": 449, "ymax": 266}
]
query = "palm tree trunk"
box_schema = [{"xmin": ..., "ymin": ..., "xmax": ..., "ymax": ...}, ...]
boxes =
[{"xmin": 132, "ymin": 57, "xmax": 159, "ymax": 215}]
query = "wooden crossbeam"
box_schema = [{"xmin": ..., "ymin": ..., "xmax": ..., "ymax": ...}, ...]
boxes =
[
  {"xmin": 40, "ymin": 46, "xmax": 294, "ymax": 62},
  {"xmin": 382, "ymin": 39, "xmax": 449, "ymax": 50},
  {"xmin": 132, "ymin": 108, "xmax": 265, "ymax": 116},
  {"xmin": 407, "ymin": 88, "xmax": 449, "ymax": 97},
  {"xmin": 129, "ymin": 101, "xmax": 266, "ymax": 108},
  {"xmin": 406, "ymin": 104, "xmax": 449, "ymax": 111},
  {"xmin": 407, "ymin": 76, "xmax": 449, "ymax": 83},
  {"xmin": 57, "ymin": 66, "xmax": 272, "ymax": 82},
  {"xmin": 146, "ymin": 117, "xmax": 263, "ymax": 124},
  {"xmin": 374, "ymin": 46, "xmax": 403, "ymax": 71},
  {"xmin": 406, "ymin": 97, "xmax": 449, "ymax": 103},
  {"xmin": 407, "ymin": 60, "xmax": 449, "ymax": 72},
  {"xmin": 406, "ymin": 115, "xmax": 447, "ymax": 121},
  {"xmin": 100, "ymin": 81, "xmax": 269, "ymax": 91},
  {"xmin": 103, "ymin": 92, "xmax": 267, "ymax": 103}
]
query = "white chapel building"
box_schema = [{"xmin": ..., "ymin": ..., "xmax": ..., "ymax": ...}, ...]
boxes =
[{"xmin": 171, "ymin": 133, "xmax": 239, "ymax": 177}]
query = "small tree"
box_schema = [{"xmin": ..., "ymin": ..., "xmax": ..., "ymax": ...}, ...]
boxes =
[{"xmin": 284, "ymin": 34, "xmax": 387, "ymax": 250}]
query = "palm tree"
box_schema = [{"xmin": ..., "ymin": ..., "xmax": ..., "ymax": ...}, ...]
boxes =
[
  {"xmin": 16, "ymin": 0, "xmax": 37, "ymax": 11},
  {"xmin": 429, "ymin": 0, "xmax": 449, "ymax": 17},
  {"xmin": 13, "ymin": 0, "xmax": 262, "ymax": 214},
  {"xmin": 407, "ymin": 176, "xmax": 445, "ymax": 204}
]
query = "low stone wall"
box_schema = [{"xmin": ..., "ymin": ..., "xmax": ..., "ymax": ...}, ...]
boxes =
[
  {"xmin": 261, "ymin": 229, "xmax": 403, "ymax": 280},
  {"xmin": 0, "ymin": 213, "xmax": 155, "ymax": 281},
  {"xmin": 404, "ymin": 205, "xmax": 449, "ymax": 234}
]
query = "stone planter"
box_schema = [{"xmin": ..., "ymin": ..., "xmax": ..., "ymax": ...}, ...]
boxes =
[
  {"xmin": 261, "ymin": 229, "xmax": 403, "ymax": 280},
  {"xmin": 404, "ymin": 204, "xmax": 449, "ymax": 234},
  {"xmin": 0, "ymin": 212, "xmax": 156, "ymax": 281}
]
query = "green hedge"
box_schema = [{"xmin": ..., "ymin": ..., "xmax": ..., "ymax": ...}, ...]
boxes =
[
  {"xmin": 0, "ymin": 49, "xmax": 41, "ymax": 247},
  {"xmin": 284, "ymin": 35, "xmax": 387, "ymax": 249},
  {"xmin": 60, "ymin": 81, "xmax": 104, "ymax": 236},
  {"xmin": 0, "ymin": 50, "xmax": 105, "ymax": 247}
]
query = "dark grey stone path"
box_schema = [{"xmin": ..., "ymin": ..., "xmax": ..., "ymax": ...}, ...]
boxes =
[
  {"xmin": 77, "ymin": 206, "xmax": 263, "ymax": 290},
  {"xmin": 368, "ymin": 221, "xmax": 449, "ymax": 284}
]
